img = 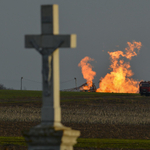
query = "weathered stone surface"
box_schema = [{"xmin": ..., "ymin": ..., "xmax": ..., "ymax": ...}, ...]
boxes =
[
  {"xmin": 23, "ymin": 4, "xmax": 80, "ymax": 150},
  {"xmin": 22, "ymin": 124, "xmax": 80, "ymax": 150}
]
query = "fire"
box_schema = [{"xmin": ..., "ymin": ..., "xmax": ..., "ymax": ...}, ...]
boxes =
[
  {"xmin": 78, "ymin": 56, "xmax": 96, "ymax": 90},
  {"xmin": 96, "ymin": 40, "xmax": 142, "ymax": 93}
]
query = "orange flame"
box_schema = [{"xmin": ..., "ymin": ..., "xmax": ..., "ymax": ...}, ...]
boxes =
[
  {"xmin": 96, "ymin": 40, "xmax": 142, "ymax": 93},
  {"xmin": 78, "ymin": 56, "xmax": 96, "ymax": 90}
]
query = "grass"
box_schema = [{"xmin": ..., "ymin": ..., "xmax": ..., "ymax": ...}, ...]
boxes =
[
  {"xmin": 0, "ymin": 90, "xmax": 141, "ymax": 101},
  {"xmin": 76, "ymin": 138, "xmax": 150, "ymax": 149},
  {"xmin": 0, "ymin": 137, "xmax": 150, "ymax": 149},
  {"xmin": 60, "ymin": 91, "xmax": 137, "ymax": 98},
  {"xmin": 0, "ymin": 90, "xmax": 42, "ymax": 100},
  {"xmin": 0, "ymin": 137, "xmax": 26, "ymax": 146}
]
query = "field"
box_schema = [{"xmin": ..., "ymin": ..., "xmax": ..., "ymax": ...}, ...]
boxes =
[{"xmin": 0, "ymin": 90, "xmax": 150, "ymax": 150}]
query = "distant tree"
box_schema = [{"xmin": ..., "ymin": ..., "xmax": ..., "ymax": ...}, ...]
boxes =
[{"xmin": 0, "ymin": 84, "xmax": 6, "ymax": 90}]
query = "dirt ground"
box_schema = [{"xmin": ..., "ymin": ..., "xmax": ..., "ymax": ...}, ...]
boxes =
[
  {"xmin": 0, "ymin": 95, "xmax": 150, "ymax": 150},
  {"xmin": 1, "ymin": 121, "xmax": 150, "ymax": 139}
]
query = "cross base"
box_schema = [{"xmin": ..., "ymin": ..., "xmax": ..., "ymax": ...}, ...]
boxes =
[{"xmin": 22, "ymin": 123, "xmax": 80, "ymax": 150}]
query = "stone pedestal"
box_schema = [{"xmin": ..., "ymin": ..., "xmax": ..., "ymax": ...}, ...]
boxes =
[{"xmin": 22, "ymin": 123, "xmax": 80, "ymax": 150}]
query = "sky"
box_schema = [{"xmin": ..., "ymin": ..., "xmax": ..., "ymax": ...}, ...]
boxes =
[{"xmin": 0, "ymin": 0, "xmax": 150, "ymax": 90}]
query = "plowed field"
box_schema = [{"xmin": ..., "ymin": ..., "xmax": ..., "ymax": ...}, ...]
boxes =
[{"xmin": 0, "ymin": 92, "xmax": 150, "ymax": 150}]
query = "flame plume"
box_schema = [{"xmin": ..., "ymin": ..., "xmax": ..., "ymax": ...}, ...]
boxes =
[
  {"xmin": 78, "ymin": 56, "xmax": 96, "ymax": 90},
  {"xmin": 96, "ymin": 40, "xmax": 142, "ymax": 93}
]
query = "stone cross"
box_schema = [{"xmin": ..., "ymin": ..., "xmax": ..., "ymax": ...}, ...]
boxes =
[
  {"xmin": 25, "ymin": 5, "xmax": 75, "ymax": 125},
  {"xmin": 23, "ymin": 5, "xmax": 80, "ymax": 150}
]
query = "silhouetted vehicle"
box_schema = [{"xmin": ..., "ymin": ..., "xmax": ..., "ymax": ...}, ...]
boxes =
[
  {"xmin": 81, "ymin": 82, "xmax": 97, "ymax": 92},
  {"xmin": 139, "ymin": 81, "xmax": 150, "ymax": 96}
]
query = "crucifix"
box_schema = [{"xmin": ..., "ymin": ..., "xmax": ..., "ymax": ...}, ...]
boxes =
[
  {"xmin": 25, "ymin": 5, "xmax": 75, "ymax": 125},
  {"xmin": 23, "ymin": 5, "xmax": 80, "ymax": 150}
]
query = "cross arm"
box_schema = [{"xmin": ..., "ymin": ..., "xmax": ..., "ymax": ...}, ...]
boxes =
[
  {"xmin": 25, "ymin": 35, "xmax": 41, "ymax": 49},
  {"xmin": 25, "ymin": 34, "xmax": 76, "ymax": 49}
]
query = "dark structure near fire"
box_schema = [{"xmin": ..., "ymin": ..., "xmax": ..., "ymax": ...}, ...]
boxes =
[
  {"xmin": 64, "ymin": 82, "xmax": 97, "ymax": 92},
  {"xmin": 139, "ymin": 81, "xmax": 150, "ymax": 96}
]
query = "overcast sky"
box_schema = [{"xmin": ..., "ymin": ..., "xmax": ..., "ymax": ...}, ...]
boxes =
[{"xmin": 0, "ymin": 0, "xmax": 150, "ymax": 90}]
